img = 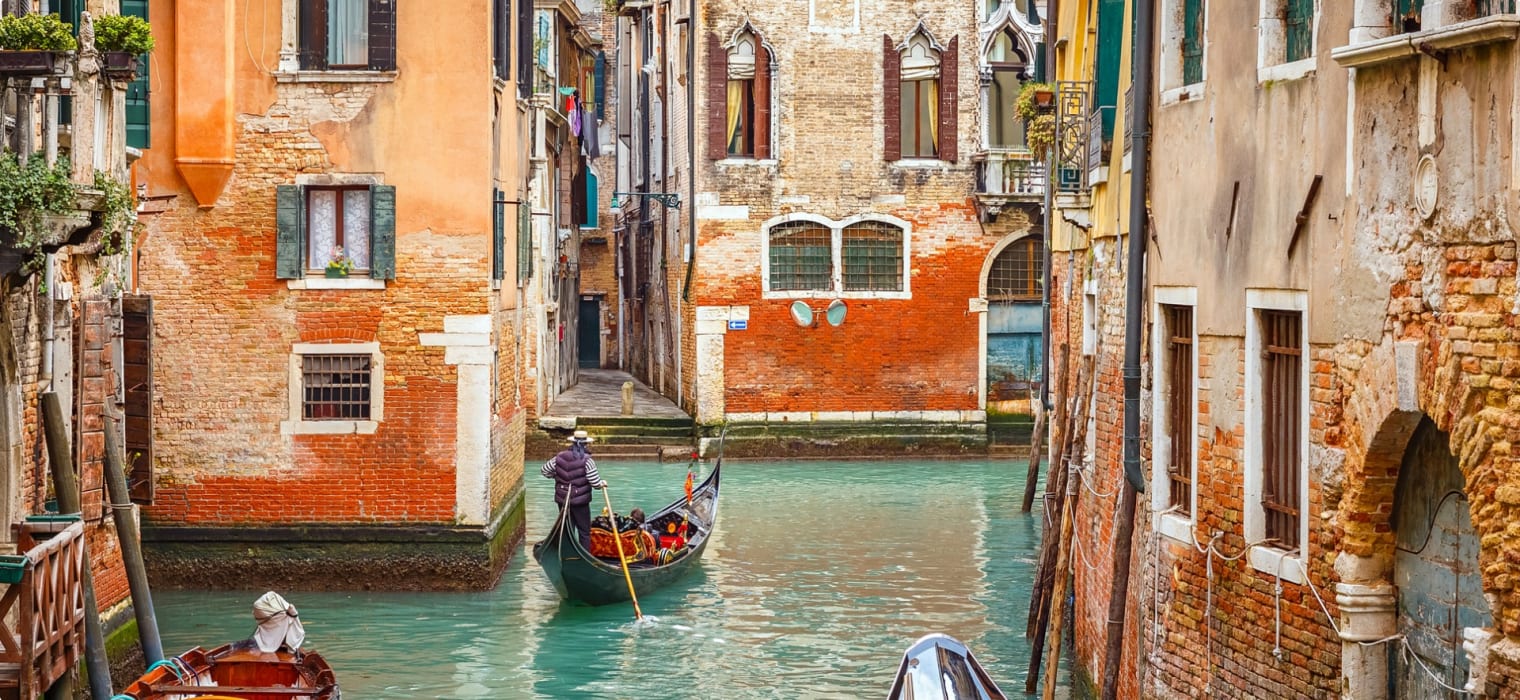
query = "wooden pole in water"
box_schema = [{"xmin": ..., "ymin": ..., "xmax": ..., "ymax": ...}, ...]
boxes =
[
  {"xmin": 103, "ymin": 414, "xmax": 164, "ymax": 664},
  {"xmin": 1026, "ymin": 354, "xmax": 1092, "ymax": 694},
  {"xmin": 1022, "ymin": 344, "xmax": 1069, "ymax": 512},
  {"xmin": 600, "ymin": 487, "xmax": 643, "ymax": 620},
  {"xmin": 41, "ymin": 391, "xmax": 113, "ymax": 700},
  {"xmin": 1027, "ymin": 351, "xmax": 1087, "ymax": 637},
  {"xmin": 1040, "ymin": 443, "xmax": 1084, "ymax": 700},
  {"xmin": 1019, "ymin": 390, "xmax": 1046, "ymax": 513}
]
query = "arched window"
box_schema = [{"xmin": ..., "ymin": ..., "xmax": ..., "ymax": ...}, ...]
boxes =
[
  {"xmin": 768, "ymin": 221, "xmax": 833, "ymax": 291},
  {"xmin": 843, "ymin": 221, "xmax": 905, "ymax": 292},
  {"xmin": 716, "ymin": 28, "xmax": 772, "ymax": 159},
  {"xmin": 900, "ymin": 34, "xmax": 941, "ymax": 158},
  {"xmin": 765, "ymin": 217, "xmax": 910, "ymax": 295},
  {"xmin": 987, "ymin": 28, "xmax": 1028, "ymax": 149},
  {"xmin": 987, "ymin": 237, "xmax": 1043, "ymax": 301}
]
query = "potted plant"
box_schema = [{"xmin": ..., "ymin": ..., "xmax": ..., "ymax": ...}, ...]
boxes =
[
  {"xmin": 1027, "ymin": 113, "xmax": 1057, "ymax": 161},
  {"xmin": 93, "ymin": 14, "xmax": 153, "ymax": 80},
  {"xmin": 1015, "ymin": 82, "xmax": 1057, "ymax": 122},
  {"xmin": 325, "ymin": 248, "xmax": 354, "ymax": 278},
  {"xmin": 0, "ymin": 13, "xmax": 77, "ymax": 76}
]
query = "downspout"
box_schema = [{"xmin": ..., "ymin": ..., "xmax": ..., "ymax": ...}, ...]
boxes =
[
  {"xmin": 1101, "ymin": 0, "xmax": 1154, "ymax": 698},
  {"xmin": 1040, "ymin": 0, "xmax": 1057, "ymax": 415},
  {"xmin": 42, "ymin": 256, "xmax": 54, "ymax": 392},
  {"xmin": 683, "ymin": 0, "xmax": 696, "ymax": 417}
]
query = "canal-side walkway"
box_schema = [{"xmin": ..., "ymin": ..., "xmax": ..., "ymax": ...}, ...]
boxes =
[{"xmin": 539, "ymin": 369, "xmax": 688, "ymax": 426}]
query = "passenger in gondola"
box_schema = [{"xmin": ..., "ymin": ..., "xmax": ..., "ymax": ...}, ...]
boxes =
[{"xmin": 541, "ymin": 430, "xmax": 607, "ymax": 548}]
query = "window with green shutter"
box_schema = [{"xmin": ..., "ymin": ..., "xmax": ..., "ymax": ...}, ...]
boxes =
[
  {"xmin": 1285, "ymin": 0, "xmax": 1313, "ymax": 63},
  {"xmin": 517, "ymin": 201, "xmax": 533, "ymax": 283},
  {"xmin": 1394, "ymin": 0, "xmax": 1423, "ymax": 32},
  {"xmin": 1094, "ymin": 0, "xmax": 1125, "ymax": 140},
  {"xmin": 1182, "ymin": 0, "xmax": 1204, "ymax": 85},
  {"xmin": 123, "ymin": 0, "xmax": 152, "ymax": 148},
  {"xmin": 581, "ymin": 172, "xmax": 598, "ymax": 230},
  {"xmin": 492, "ymin": 188, "xmax": 505, "ymax": 281},
  {"xmin": 274, "ymin": 183, "xmax": 395, "ymax": 280}
]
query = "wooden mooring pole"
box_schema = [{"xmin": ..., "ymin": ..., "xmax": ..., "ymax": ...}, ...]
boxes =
[
  {"xmin": 42, "ymin": 391, "xmax": 113, "ymax": 700},
  {"xmin": 104, "ymin": 414, "xmax": 164, "ymax": 665},
  {"xmin": 1022, "ymin": 345, "xmax": 1069, "ymax": 513}
]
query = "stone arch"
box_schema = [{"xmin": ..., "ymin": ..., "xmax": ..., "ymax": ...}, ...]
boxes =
[{"xmin": 978, "ymin": 231, "xmax": 1042, "ymax": 412}]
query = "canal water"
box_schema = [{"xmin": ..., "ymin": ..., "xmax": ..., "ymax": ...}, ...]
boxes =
[{"xmin": 156, "ymin": 459, "xmax": 1070, "ymax": 698}]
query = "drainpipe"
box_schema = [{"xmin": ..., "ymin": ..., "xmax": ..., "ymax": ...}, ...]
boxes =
[
  {"xmin": 1101, "ymin": 0, "xmax": 1155, "ymax": 698},
  {"xmin": 1040, "ymin": 0, "xmax": 1057, "ymax": 414},
  {"xmin": 684, "ymin": 0, "xmax": 696, "ymax": 418},
  {"xmin": 42, "ymin": 256, "xmax": 54, "ymax": 392}
]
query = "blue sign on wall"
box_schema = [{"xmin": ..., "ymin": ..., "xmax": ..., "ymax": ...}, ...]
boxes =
[{"xmin": 728, "ymin": 320, "xmax": 748, "ymax": 331}]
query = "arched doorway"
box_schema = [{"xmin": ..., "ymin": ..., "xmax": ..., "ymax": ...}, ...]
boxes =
[
  {"xmin": 1391, "ymin": 417, "xmax": 1490, "ymax": 697},
  {"xmin": 983, "ymin": 235, "xmax": 1043, "ymax": 413}
]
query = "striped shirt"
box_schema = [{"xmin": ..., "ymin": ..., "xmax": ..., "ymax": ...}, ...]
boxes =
[{"xmin": 541, "ymin": 455, "xmax": 602, "ymax": 486}]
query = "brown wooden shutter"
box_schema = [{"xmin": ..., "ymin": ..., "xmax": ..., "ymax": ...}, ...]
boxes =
[
  {"xmin": 754, "ymin": 42, "xmax": 772, "ymax": 160},
  {"xmin": 707, "ymin": 33, "xmax": 728, "ymax": 160},
  {"xmin": 122, "ymin": 294, "xmax": 153, "ymax": 505},
  {"xmin": 298, "ymin": 0, "xmax": 328, "ymax": 70},
  {"xmin": 883, "ymin": 34, "xmax": 901, "ymax": 162},
  {"xmin": 939, "ymin": 36, "xmax": 958, "ymax": 162},
  {"xmin": 368, "ymin": 0, "xmax": 397, "ymax": 71}
]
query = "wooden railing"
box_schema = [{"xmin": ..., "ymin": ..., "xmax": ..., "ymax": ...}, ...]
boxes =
[{"xmin": 0, "ymin": 519, "xmax": 87, "ymax": 697}]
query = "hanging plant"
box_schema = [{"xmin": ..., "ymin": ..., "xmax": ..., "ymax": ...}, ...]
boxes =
[
  {"xmin": 1027, "ymin": 114, "xmax": 1057, "ymax": 161},
  {"xmin": 93, "ymin": 14, "xmax": 155, "ymax": 55},
  {"xmin": 0, "ymin": 13, "xmax": 78, "ymax": 51},
  {"xmin": 1015, "ymin": 82, "xmax": 1057, "ymax": 123},
  {"xmin": 93, "ymin": 170, "xmax": 135, "ymax": 256},
  {"xmin": 0, "ymin": 152, "xmax": 79, "ymax": 276}
]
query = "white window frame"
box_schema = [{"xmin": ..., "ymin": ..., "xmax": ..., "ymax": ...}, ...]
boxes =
[
  {"xmin": 1082, "ymin": 279, "xmax": 1097, "ymax": 356},
  {"xmin": 282, "ymin": 342, "xmax": 385, "ymax": 435},
  {"xmin": 1152, "ymin": 288, "xmax": 1198, "ymax": 545},
  {"xmin": 760, "ymin": 213, "xmax": 913, "ymax": 300},
  {"xmin": 1160, "ymin": 0, "xmax": 1207, "ymax": 104},
  {"xmin": 1244, "ymin": 289, "xmax": 1309, "ymax": 584},
  {"xmin": 1257, "ymin": 0, "xmax": 1318, "ymax": 84}
]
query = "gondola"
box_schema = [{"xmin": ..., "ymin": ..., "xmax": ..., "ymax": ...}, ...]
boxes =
[
  {"xmin": 886, "ymin": 633, "xmax": 1007, "ymax": 700},
  {"xmin": 532, "ymin": 459, "xmax": 720, "ymax": 606},
  {"xmin": 116, "ymin": 641, "xmax": 340, "ymax": 700}
]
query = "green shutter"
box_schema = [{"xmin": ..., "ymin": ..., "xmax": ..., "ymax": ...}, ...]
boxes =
[
  {"xmin": 492, "ymin": 188, "xmax": 505, "ymax": 281},
  {"xmin": 1285, "ymin": 0, "xmax": 1313, "ymax": 62},
  {"xmin": 517, "ymin": 201, "xmax": 533, "ymax": 282},
  {"xmin": 582, "ymin": 172, "xmax": 597, "ymax": 230},
  {"xmin": 275, "ymin": 185, "xmax": 304, "ymax": 279},
  {"xmin": 370, "ymin": 185, "xmax": 397, "ymax": 280},
  {"xmin": 123, "ymin": 0, "xmax": 152, "ymax": 148},
  {"xmin": 1395, "ymin": 0, "xmax": 1423, "ymax": 31},
  {"xmin": 594, "ymin": 51, "xmax": 607, "ymax": 120},
  {"xmin": 1183, "ymin": 0, "xmax": 1203, "ymax": 85},
  {"xmin": 1094, "ymin": 0, "xmax": 1124, "ymax": 140}
]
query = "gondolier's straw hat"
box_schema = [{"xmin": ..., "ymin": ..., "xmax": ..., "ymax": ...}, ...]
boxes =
[{"xmin": 569, "ymin": 429, "xmax": 595, "ymax": 443}]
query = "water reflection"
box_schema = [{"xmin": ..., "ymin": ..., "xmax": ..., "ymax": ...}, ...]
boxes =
[{"xmin": 155, "ymin": 459, "xmax": 1065, "ymax": 698}]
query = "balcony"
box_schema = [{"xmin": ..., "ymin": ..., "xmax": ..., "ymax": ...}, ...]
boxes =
[{"xmin": 975, "ymin": 149, "xmax": 1046, "ymax": 218}]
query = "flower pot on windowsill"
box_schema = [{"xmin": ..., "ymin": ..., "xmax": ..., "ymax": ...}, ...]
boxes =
[
  {"xmin": 102, "ymin": 52, "xmax": 140, "ymax": 80},
  {"xmin": 1032, "ymin": 89, "xmax": 1055, "ymax": 109},
  {"xmin": 0, "ymin": 50, "xmax": 63, "ymax": 76},
  {"xmin": 325, "ymin": 268, "xmax": 349, "ymax": 279}
]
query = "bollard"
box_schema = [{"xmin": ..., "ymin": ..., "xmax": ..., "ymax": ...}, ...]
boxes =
[{"xmin": 621, "ymin": 381, "xmax": 634, "ymax": 416}]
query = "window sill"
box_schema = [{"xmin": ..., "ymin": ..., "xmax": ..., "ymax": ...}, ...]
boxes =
[
  {"xmin": 1249, "ymin": 545, "xmax": 1305, "ymax": 585},
  {"xmin": 274, "ymin": 70, "xmax": 398, "ymax": 84},
  {"xmin": 1160, "ymin": 83, "xmax": 1203, "ymax": 107},
  {"xmin": 1331, "ymin": 16, "xmax": 1520, "ymax": 68},
  {"xmin": 716, "ymin": 158, "xmax": 778, "ymax": 166},
  {"xmin": 281, "ymin": 420, "xmax": 379, "ymax": 435},
  {"xmin": 762, "ymin": 290, "xmax": 911, "ymax": 301},
  {"xmin": 1257, "ymin": 58, "xmax": 1315, "ymax": 84},
  {"xmin": 892, "ymin": 158, "xmax": 951, "ymax": 169},
  {"xmin": 287, "ymin": 277, "xmax": 387, "ymax": 290},
  {"xmin": 1156, "ymin": 512, "xmax": 1194, "ymax": 546}
]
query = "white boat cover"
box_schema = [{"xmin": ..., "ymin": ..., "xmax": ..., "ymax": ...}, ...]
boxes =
[{"xmin": 252, "ymin": 591, "xmax": 306, "ymax": 653}]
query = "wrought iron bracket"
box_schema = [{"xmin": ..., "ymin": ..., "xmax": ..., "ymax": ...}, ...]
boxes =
[{"xmin": 613, "ymin": 191, "xmax": 682, "ymax": 209}]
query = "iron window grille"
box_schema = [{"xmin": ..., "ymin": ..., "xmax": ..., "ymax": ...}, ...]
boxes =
[
  {"xmin": 987, "ymin": 238, "xmax": 1043, "ymax": 301},
  {"xmin": 1163, "ymin": 304, "xmax": 1194, "ymax": 516},
  {"xmin": 768, "ymin": 222, "xmax": 834, "ymax": 291},
  {"xmin": 842, "ymin": 222, "xmax": 904, "ymax": 292},
  {"xmin": 1259, "ymin": 309, "xmax": 1302, "ymax": 549},
  {"xmin": 302, "ymin": 354, "xmax": 373, "ymax": 421}
]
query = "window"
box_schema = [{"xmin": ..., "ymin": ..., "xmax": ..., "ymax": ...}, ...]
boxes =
[
  {"xmin": 1259, "ymin": 308, "xmax": 1302, "ymax": 549},
  {"xmin": 517, "ymin": 0, "xmax": 533, "ymax": 98},
  {"xmin": 284, "ymin": 343, "xmax": 384, "ymax": 435},
  {"xmin": 299, "ymin": 0, "xmax": 396, "ymax": 71},
  {"xmin": 885, "ymin": 29, "xmax": 958, "ymax": 162},
  {"xmin": 1244, "ymin": 289, "xmax": 1308, "ymax": 583},
  {"xmin": 1285, "ymin": 0, "xmax": 1313, "ymax": 62},
  {"xmin": 302, "ymin": 354, "xmax": 372, "ymax": 420},
  {"xmin": 987, "ymin": 29, "xmax": 1028, "ymax": 150},
  {"xmin": 1258, "ymin": 0, "xmax": 1314, "ymax": 76},
  {"xmin": 1182, "ymin": 0, "xmax": 1204, "ymax": 84},
  {"xmin": 709, "ymin": 27, "xmax": 772, "ymax": 160},
  {"xmin": 493, "ymin": 0, "xmax": 511, "ymax": 82},
  {"xmin": 900, "ymin": 35, "xmax": 940, "ymax": 158},
  {"xmin": 1161, "ymin": 304, "xmax": 1194, "ymax": 515},
  {"xmin": 763, "ymin": 216, "xmax": 911, "ymax": 297},
  {"xmin": 275, "ymin": 183, "xmax": 396, "ymax": 281},
  {"xmin": 987, "ymin": 237, "xmax": 1043, "ymax": 301}
]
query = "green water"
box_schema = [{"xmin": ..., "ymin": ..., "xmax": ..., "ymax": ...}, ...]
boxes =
[{"xmin": 155, "ymin": 459, "xmax": 1068, "ymax": 698}]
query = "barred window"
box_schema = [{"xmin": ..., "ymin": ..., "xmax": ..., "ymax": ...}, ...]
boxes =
[
  {"xmin": 1259, "ymin": 309, "xmax": 1302, "ymax": 549},
  {"xmin": 1162, "ymin": 304, "xmax": 1194, "ymax": 516},
  {"xmin": 987, "ymin": 237, "xmax": 1043, "ymax": 301},
  {"xmin": 768, "ymin": 221, "xmax": 833, "ymax": 291},
  {"xmin": 842, "ymin": 221, "xmax": 904, "ymax": 292},
  {"xmin": 302, "ymin": 354, "xmax": 372, "ymax": 420}
]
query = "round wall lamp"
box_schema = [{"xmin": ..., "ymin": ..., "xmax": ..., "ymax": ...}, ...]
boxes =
[
  {"xmin": 825, "ymin": 299, "xmax": 847, "ymax": 327},
  {"xmin": 790, "ymin": 301, "xmax": 814, "ymax": 327}
]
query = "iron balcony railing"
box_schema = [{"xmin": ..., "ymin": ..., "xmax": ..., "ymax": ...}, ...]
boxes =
[{"xmin": 1054, "ymin": 80, "xmax": 1094, "ymax": 195}]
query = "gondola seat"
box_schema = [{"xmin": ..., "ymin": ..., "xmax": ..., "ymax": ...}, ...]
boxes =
[{"xmin": 587, "ymin": 527, "xmax": 657, "ymax": 563}]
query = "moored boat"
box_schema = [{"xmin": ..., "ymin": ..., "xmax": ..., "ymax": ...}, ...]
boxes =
[
  {"xmin": 887, "ymin": 633, "xmax": 1007, "ymax": 700},
  {"xmin": 532, "ymin": 459, "xmax": 721, "ymax": 606},
  {"xmin": 115, "ymin": 641, "xmax": 339, "ymax": 700}
]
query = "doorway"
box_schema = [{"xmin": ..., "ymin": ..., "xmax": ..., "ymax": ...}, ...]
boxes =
[{"xmin": 578, "ymin": 296, "xmax": 601, "ymax": 369}]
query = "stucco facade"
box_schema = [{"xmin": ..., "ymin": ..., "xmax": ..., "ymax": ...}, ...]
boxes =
[{"xmin": 136, "ymin": 0, "xmax": 532, "ymax": 590}]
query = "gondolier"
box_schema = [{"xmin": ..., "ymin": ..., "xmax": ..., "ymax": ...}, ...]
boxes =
[{"xmin": 542, "ymin": 430, "xmax": 607, "ymax": 547}]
